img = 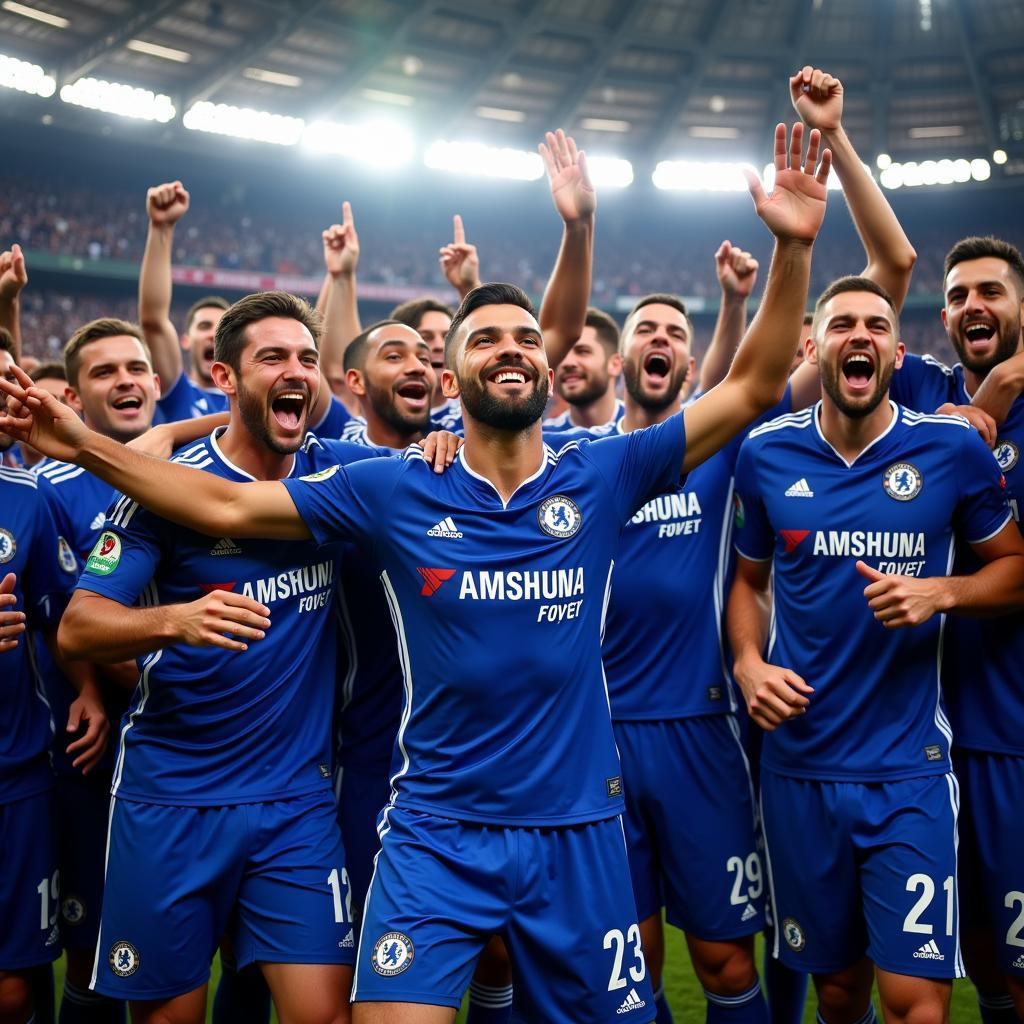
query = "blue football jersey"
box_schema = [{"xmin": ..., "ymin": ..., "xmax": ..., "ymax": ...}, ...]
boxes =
[
  {"xmin": 157, "ymin": 372, "xmax": 229, "ymax": 423},
  {"xmin": 0, "ymin": 467, "xmax": 76, "ymax": 800},
  {"xmin": 310, "ymin": 395, "xmax": 352, "ymax": 439},
  {"xmin": 733, "ymin": 401, "xmax": 1011, "ymax": 782},
  {"xmin": 430, "ymin": 398, "xmax": 463, "ymax": 434},
  {"xmin": 543, "ymin": 398, "xmax": 625, "ymax": 431},
  {"xmin": 75, "ymin": 430, "xmax": 374, "ymax": 806},
  {"xmin": 283, "ymin": 414, "xmax": 687, "ymax": 826},
  {"xmin": 892, "ymin": 353, "xmax": 1024, "ymax": 755}
]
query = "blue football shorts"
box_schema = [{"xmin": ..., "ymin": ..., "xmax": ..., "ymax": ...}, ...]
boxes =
[
  {"xmin": 91, "ymin": 788, "xmax": 355, "ymax": 1000},
  {"xmin": 614, "ymin": 715, "xmax": 765, "ymax": 938},
  {"xmin": 760, "ymin": 769, "xmax": 964, "ymax": 978},
  {"xmin": 954, "ymin": 747, "xmax": 1024, "ymax": 977},
  {"xmin": 353, "ymin": 806, "xmax": 655, "ymax": 1022}
]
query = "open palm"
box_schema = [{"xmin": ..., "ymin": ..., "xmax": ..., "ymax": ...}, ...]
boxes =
[
  {"xmin": 540, "ymin": 129, "xmax": 596, "ymax": 223},
  {"xmin": 746, "ymin": 123, "xmax": 830, "ymax": 245}
]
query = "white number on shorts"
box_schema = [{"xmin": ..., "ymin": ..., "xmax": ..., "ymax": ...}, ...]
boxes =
[
  {"xmin": 327, "ymin": 867, "xmax": 352, "ymax": 924},
  {"xmin": 1005, "ymin": 892, "xmax": 1024, "ymax": 948},
  {"xmin": 603, "ymin": 924, "xmax": 646, "ymax": 991},
  {"xmin": 36, "ymin": 870, "xmax": 59, "ymax": 931},
  {"xmin": 727, "ymin": 853, "xmax": 763, "ymax": 904},
  {"xmin": 903, "ymin": 873, "xmax": 955, "ymax": 936}
]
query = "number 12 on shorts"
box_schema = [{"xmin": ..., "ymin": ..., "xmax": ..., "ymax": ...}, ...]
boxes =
[
  {"xmin": 604, "ymin": 924, "xmax": 646, "ymax": 991},
  {"xmin": 903, "ymin": 874, "xmax": 954, "ymax": 936},
  {"xmin": 327, "ymin": 867, "xmax": 352, "ymax": 924}
]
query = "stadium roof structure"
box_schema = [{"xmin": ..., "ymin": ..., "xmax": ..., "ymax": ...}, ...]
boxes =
[{"xmin": 2, "ymin": 0, "xmax": 1023, "ymax": 170}]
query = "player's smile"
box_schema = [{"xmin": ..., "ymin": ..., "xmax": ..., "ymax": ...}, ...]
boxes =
[
  {"xmin": 640, "ymin": 346, "xmax": 674, "ymax": 393},
  {"xmin": 394, "ymin": 375, "xmax": 430, "ymax": 413},
  {"xmin": 268, "ymin": 383, "xmax": 309, "ymax": 433},
  {"xmin": 838, "ymin": 347, "xmax": 876, "ymax": 395}
]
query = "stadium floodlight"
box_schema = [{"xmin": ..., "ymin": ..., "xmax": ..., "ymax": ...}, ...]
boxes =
[
  {"xmin": 302, "ymin": 119, "xmax": 415, "ymax": 166},
  {"xmin": 244, "ymin": 67, "xmax": 302, "ymax": 88},
  {"xmin": 183, "ymin": 101, "xmax": 304, "ymax": 145},
  {"xmin": 125, "ymin": 39, "xmax": 191, "ymax": 63},
  {"xmin": 60, "ymin": 76, "xmax": 175, "ymax": 122},
  {"xmin": 360, "ymin": 87, "xmax": 414, "ymax": 107},
  {"xmin": 424, "ymin": 140, "xmax": 544, "ymax": 181},
  {"xmin": 1, "ymin": 1, "xmax": 68, "ymax": 28},
  {"xmin": 652, "ymin": 160, "xmax": 753, "ymax": 192},
  {"xmin": 993, "ymin": 149, "xmax": 1008, "ymax": 165},
  {"xmin": 0, "ymin": 52, "xmax": 56, "ymax": 98},
  {"xmin": 761, "ymin": 159, "xmax": 867, "ymax": 193},
  {"xmin": 879, "ymin": 164, "xmax": 903, "ymax": 190},
  {"xmin": 581, "ymin": 117, "xmax": 631, "ymax": 133},
  {"xmin": 971, "ymin": 158, "xmax": 991, "ymax": 181},
  {"xmin": 876, "ymin": 152, "xmax": 892, "ymax": 169},
  {"xmin": 583, "ymin": 156, "xmax": 633, "ymax": 189},
  {"xmin": 475, "ymin": 106, "xmax": 527, "ymax": 123}
]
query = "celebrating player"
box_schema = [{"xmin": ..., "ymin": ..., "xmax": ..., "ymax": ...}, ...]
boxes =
[
  {"xmin": 727, "ymin": 274, "xmax": 1024, "ymax": 1024},
  {"xmin": 3, "ymin": 120, "xmax": 830, "ymax": 1023}
]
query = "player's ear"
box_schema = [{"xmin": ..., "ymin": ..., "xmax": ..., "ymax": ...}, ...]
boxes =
[
  {"xmin": 607, "ymin": 352, "xmax": 622, "ymax": 378},
  {"xmin": 940, "ymin": 307, "xmax": 948, "ymax": 331},
  {"xmin": 210, "ymin": 361, "xmax": 235, "ymax": 395},
  {"xmin": 441, "ymin": 368, "xmax": 460, "ymax": 400},
  {"xmin": 894, "ymin": 341, "xmax": 906, "ymax": 370},
  {"xmin": 345, "ymin": 368, "xmax": 367, "ymax": 398},
  {"xmin": 804, "ymin": 333, "xmax": 819, "ymax": 366},
  {"xmin": 179, "ymin": 332, "xmax": 192, "ymax": 351},
  {"xmin": 64, "ymin": 385, "xmax": 84, "ymax": 415},
  {"xmin": 151, "ymin": 372, "xmax": 162, "ymax": 401}
]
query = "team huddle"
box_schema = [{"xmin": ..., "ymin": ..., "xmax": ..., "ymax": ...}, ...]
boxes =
[{"xmin": 2, "ymin": 66, "xmax": 1024, "ymax": 1024}]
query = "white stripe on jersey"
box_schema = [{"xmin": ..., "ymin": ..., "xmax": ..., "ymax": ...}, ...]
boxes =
[
  {"xmin": 944, "ymin": 770, "xmax": 966, "ymax": 978},
  {"xmin": 747, "ymin": 409, "xmax": 814, "ymax": 439},
  {"xmin": 932, "ymin": 536, "xmax": 956, "ymax": 754},
  {"xmin": 36, "ymin": 461, "xmax": 86, "ymax": 485},
  {"xmin": 921, "ymin": 354, "xmax": 954, "ymax": 376},
  {"xmin": 0, "ymin": 465, "xmax": 38, "ymax": 487},
  {"xmin": 758, "ymin": 787, "xmax": 782, "ymax": 961},
  {"xmin": 90, "ymin": 794, "xmax": 120, "ymax": 989},
  {"xmin": 715, "ymin": 478, "xmax": 738, "ymax": 711},
  {"xmin": 901, "ymin": 408, "xmax": 970, "ymax": 430},
  {"xmin": 379, "ymin": 569, "xmax": 414, "ymax": 808},
  {"xmin": 110, "ymin": 650, "xmax": 161, "ymax": 797}
]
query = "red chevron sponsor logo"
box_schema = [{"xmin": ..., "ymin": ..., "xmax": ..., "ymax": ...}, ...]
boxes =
[
  {"xmin": 780, "ymin": 529, "xmax": 810, "ymax": 553},
  {"xmin": 417, "ymin": 567, "xmax": 455, "ymax": 596},
  {"xmin": 199, "ymin": 582, "xmax": 236, "ymax": 593}
]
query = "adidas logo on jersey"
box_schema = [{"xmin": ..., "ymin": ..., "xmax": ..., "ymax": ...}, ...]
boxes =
[
  {"xmin": 913, "ymin": 939, "xmax": 944, "ymax": 961},
  {"xmin": 785, "ymin": 478, "xmax": 814, "ymax": 497},
  {"xmin": 211, "ymin": 537, "xmax": 242, "ymax": 556},
  {"xmin": 616, "ymin": 989, "xmax": 647, "ymax": 1015},
  {"xmin": 741, "ymin": 903, "xmax": 758, "ymax": 922},
  {"xmin": 91, "ymin": 512, "xmax": 107, "ymax": 530},
  {"xmin": 427, "ymin": 516, "xmax": 463, "ymax": 539},
  {"xmin": 339, "ymin": 929, "xmax": 355, "ymax": 949},
  {"xmin": 1013, "ymin": 952, "xmax": 1024, "ymax": 970}
]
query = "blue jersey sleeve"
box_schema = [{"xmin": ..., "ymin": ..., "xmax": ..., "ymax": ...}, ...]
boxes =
[
  {"xmin": 281, "ymin": 456, "xmax": 406, "ymax": 550},
  {"xmin": 580, "ymin": 412, "xmax": 686, "ymax": 522},
  {"xmin": 953, "ymin": 427, "xmax": 1014, "ymax": 545},
  {"xmin": 23, "ymin": 489, "xmax": 78, "ymax": 627},
  {"xmin": 732, "ymin": 438, "xmax": 774, "ymax": 562},
  {"xmin": 890, "ymin": 353, "xmax": 956, "ymax": 412},
  {"xmin": 157, "ymin": 373, "xmax": 229, "ymax": 422},
  {"xmin": 75, "ymin": 500, "xmax": 164, "ymax": 607}
]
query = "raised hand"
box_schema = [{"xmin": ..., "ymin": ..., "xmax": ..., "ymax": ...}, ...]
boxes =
[
  {"xmin": 791, "ymin": 66, "xmax": 843, "ymax": 134},
  {"xmin": 0, "ymin": 244, "xmax": 28, "ymax": 301},
  {"xmin": 146, "ymin": 180, "xmax": 190, "ymax": 227},
  {"xmin": 438, "ymin": 215, "xmax": 481, "ymax": 298},
  {"xmin": 0, "ymin": 573, "xmax": 25, "ymax": 653},
  {"xmin": 539, "ymin": 129, "xmax": 596, "ymax": 224},
  {"xmin": 0, "ymin": 362, "xmax": 90, "ymax": 463},
  {"xmin": 715, "ymin": 240, "xmax": 759, "ymax": 300},
  {"xmin": 745, "ymin": 123, "xmax": 831, "ymax": 245},
  {"xmin": 322, "ymin": 201, "xmax": 360, "ymax": 279}
]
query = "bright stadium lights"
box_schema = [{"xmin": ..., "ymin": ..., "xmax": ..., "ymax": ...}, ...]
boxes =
[
  {"xmin": 584, "ymin": 156, "xmax": 633, "ymax": 188},
  {"xmin": 993, "ymin": 149, "xmax": 1008, "ymax": 164},
  {"xmin": 689, "ymin": 126, "xmax": 741, "ymax": 139},
  {"xmin": 652, "ymin": 160, "xmax": 754, "ymax": 192},
  {"xmin": 0, "ymin": 52, "xmax": 56, "ymax": 97},
  {"xmin": 125, "ymin": 39, "xmax": 191, "ymax": 63},
  {"xmin": 302, "ymin": 119, "xmax": 414, "ymax": 166},
  {"xmin": 244, "ymin": 67, "xmax": 302, "ymax": 88},
  {"xmin": 1, "ymin": 1, "xmax": 68, "ymax": 28},
  {"xmin": 424, "ymin": 140, "xmax": 544, "ymax": 181},
  {"xmin": 908, "ymin": 125, "xmax": 964, "ymax": 139},
  {"xmin": 360, "ymin": 87, "xmax": 414, "ymax": 107},
  {"xmin": 879, "ymin": 158, "xmax": 983, "ymax": 189},
  {"xmin": 876, "ymin": 152, "xmax": 892, "ymax": 169},
  {"xmin": 761, "ymin": 160, "xmax": 864, "ymax": 192},
  {"xmin": 475, "ymin": 106, "xmax": 526, "ymax": 123},
  {"xmin": 183, "ymin": 101, "xmax": 304, "ymax": 145},
  {"xmin": 60, "ymin": 76, "xmax": 175, "ymax": 122},
  {"xmin": 581, "ymin": 117, "xmax": 631, "ymax": 133}
]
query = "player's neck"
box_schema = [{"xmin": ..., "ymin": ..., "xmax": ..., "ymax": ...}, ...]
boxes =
[
  {"xmin": 190, "ymin": 370, "xmax": 215, "ymax": 392},
  {"xmin": 620, "ymin": 394, "xmax": 680, "ymax": 433},
  {"xmin": 460, "ymin": 418, "xmax": 545, "ymax": 503},
  {"xmin": 431, "ymin": 389, "xmax": 449, "ymax": 411},
  {"xmin": 568, "ymin": 388, "xmax": 619, "ymax": 428},
  {"xmin": 216, "ymin": 422, "xmax": 294, "ymax": 481},
  {"xmin": 362, "ymin": 408, "xmax": 422, "ymax": 450},
  {"xmin": 818, "ymin": 396, "xmax": 895, "ymax": 465}
]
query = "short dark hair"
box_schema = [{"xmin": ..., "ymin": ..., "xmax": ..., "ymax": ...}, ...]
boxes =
[
  {"xmin": 390, "ymin": 297, "xmax": 453, "ymax": 331},
  {"xmin": 584, "ymin": 307, "xmax": 620, "ymax": 355},
  {"xmin": 811, "ymin": 276, "xmax": 899, "ymax": 339},
  {"xmin": 185, "ymin": 295, "xmax": 230, "ymax": 332},
  {"xmin": 622, "ymin": 293, "xmax": 692, "ymax": 348},
  {"xmin": 64, "ymin": 318, "xmax": 150, "ymax": 387},
  {"xmin": 343, "ymin": 319, "xmax": 404, "ymax": 373},
  {"xmin": 29, "ymin": 361, "xmax": 66, "ymax": 382},
  {"xmin": 803, "ymin": 312, "xmax": 815, "ymax": 326},
  {"xmin": 214, "ymin": 291, "xmax": 321, "ymax": 374},
  {"xmin": 944, "ymin": 236, "xmax": 1024, "ymax": 297},
  {"xmin": 0, "ymin": 326, "xmax": 13, "ymax": 356},
  {"xmin": 444, "ymin": 283, "xmax": 536, "ymax": 369}
]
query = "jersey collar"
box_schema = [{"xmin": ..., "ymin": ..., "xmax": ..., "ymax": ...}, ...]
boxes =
[
  {"xmin": 208, "ymin": 427, "xmax": 298, "ymax": 482},
  {"xmin": 813, "ymin": 399, "xmax": 899, "ymax": 468},
  {"xmin": 455, "ymin": 446, "xmax": 552, "ymax": 510}
]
